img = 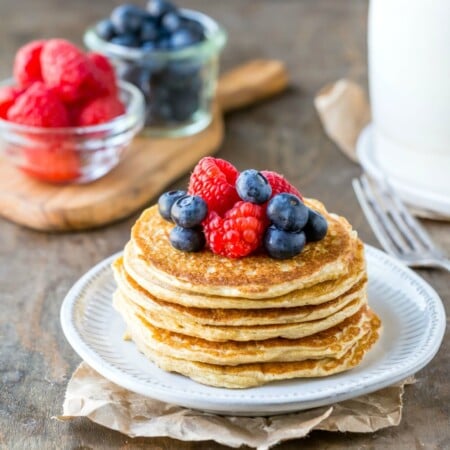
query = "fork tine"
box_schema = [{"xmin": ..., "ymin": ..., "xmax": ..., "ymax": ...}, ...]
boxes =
[
  {"xmin": 352, "ymin": 177, "xmax": 403, "ymax": 256},
  {"xmin": 363, "ymin": 176, "xmax": 423, "ymax": 252},
  {"xmin": 354, "ymin": 175, "xmax": 450, "ymax": 271},
  {"xmin": 359, "ymin": 176, "xmax": 418, "ymax": 254},
  {"xmin": 377, "ymin": 179, "xmax": 441, "ymax": 254}
]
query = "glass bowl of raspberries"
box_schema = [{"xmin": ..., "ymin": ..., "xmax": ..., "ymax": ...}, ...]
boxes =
[
  {"xmin": 0, "ymin": 39, "xmax": 145, "ymax": 184},
  {"xmin": 84, "ymin": 0, "xmax": 227, "ymax": 137}
]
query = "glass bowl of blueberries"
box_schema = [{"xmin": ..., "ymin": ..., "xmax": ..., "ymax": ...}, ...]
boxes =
[{"xmin": 84, "ymin": 0, "xmax": 227, "ymax": 137}]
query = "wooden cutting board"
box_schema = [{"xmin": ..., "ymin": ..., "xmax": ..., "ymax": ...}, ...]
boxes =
[{"xmin": 0, "ymin": 60, "xmax": 288, "ymax": 231}]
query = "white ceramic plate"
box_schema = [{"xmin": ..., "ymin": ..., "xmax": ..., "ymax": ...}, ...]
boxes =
[
  {"xmin": 357, "ymin": 124, "xmax": 450, "ymax": 220},
  {"xmin": 61, "ymin": 246, "xmax": 445, "ymax": 416}
]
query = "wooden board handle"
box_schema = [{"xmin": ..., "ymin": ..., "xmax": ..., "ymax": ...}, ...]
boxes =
[{"xmin": 217, "ymin": 59, "xmax": 289, "ymax": 113}]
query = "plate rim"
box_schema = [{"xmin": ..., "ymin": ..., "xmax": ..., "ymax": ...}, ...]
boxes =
[
  {"xmin": 357, "ymin": 123, "xmax": 450, "ymax": 217},
  {"xmin": 60, "ymin": 245, "xmax": 446, "ymax": 414}
]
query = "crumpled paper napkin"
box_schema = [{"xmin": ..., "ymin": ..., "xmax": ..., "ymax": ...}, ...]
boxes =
[
  {"xmin": 314, "ymin": 78, "xmax": 371, "ymax": 163},
  {"xmin": 58, "ymin": 362, "xmax": 412, "ymax": 450}
]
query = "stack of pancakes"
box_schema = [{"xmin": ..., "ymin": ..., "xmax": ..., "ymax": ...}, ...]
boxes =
[{"xmin": 113, "ymin": 198, "xmax": 381, "ymax": 388}]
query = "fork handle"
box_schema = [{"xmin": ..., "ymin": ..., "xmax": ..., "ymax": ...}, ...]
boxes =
[
  {"xmin": 413, "ymin": 259, "xmax": 450, "ymax": 272},
  {"xmin": 437, "ymin": 259, "xmax": 450, "ymax": 272}
]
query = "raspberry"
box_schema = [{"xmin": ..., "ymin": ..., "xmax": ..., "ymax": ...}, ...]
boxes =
[
  {"xmin": 188, "ymin": 157, "xmax": 240, "ymax": 216},
  {"xmin": 22, "ymin": 145, "xmax": 80, "ymax": 183},
  {"xmin": 75, "ymin": 95, "xmax": 125, "ymax": 126},
  {"xmin": 40, "ymin": 39, "xmax": 93, "ymax": 102},
  {"xmin": 261, "ymin": 170, "xmax": 303, "ymax": 200},
  {"xmin": 13, "ymin": 40, "xmax": 45, "ymax": 87},
  {"xmin": 87, "ymin": 52, "xmax": 117, "ymax": 96},
  {"xmin": 203, "ymin": 201, "xmax": 265, "ymax": 258},
  {"xmin": 0, "ymin": 86, "xmax": 23, "ymax": 119},
  {"xmin": 7, "ymin": 82, "xmax": 69, "ymax": 127}
]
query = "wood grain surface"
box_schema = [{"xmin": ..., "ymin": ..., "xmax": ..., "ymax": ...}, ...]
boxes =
[
  {"xmin": 0, "ymin": 59, "xmax": 287, "ymax": 232},
  {"xmin": 1, "ymin": 1, "xmax": 449, "ymax": 449}
]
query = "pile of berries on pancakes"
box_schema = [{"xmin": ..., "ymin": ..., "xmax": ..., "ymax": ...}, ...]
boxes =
[{"xmin": 158, "ymin": 157, "xmax": 328, "ymax": 259}]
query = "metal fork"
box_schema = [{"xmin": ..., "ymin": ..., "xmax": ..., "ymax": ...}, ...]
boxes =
[{"xmin": 352, "ymin": 174, "xmax": 450, "ymax": 271}]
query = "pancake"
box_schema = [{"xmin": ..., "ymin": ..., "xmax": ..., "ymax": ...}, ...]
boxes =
[
  {"xmin": 129, "ymin": 199, "xmax": 357, "ymax": 299},
  {"xmin": 114, "ymin": 294, "xmax": 373, "ymax": 365},
  {"xmin": 122, "ymin": 238, "xmax": 366, "ymax": 309},
  {"xmin": 112, "ymin": 194, "xmax": 381, "ymax": 389},
  {"xmin": 114, "ymin": 288, "xmax": 367, "ymax": 341},
  {"xmin": 113, "ymin": 257, "xmax": 367, "ymax": 326},
  {"xmin": 124, "ymin": 308, "xmax": 381, "ymax": 388}
]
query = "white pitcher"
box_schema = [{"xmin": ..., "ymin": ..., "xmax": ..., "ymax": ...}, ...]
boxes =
[{"xmin": 368, "ymin": 0, "xmax": 450, "ymax": 198}]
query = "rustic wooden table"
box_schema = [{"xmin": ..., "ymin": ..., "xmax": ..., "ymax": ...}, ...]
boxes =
[{"xmin": 1, "ymin": 1, "xmax": 449, "ymax": 449}]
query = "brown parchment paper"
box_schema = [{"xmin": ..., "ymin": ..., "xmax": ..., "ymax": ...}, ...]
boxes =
[
  {"xmin": 57, "ymin": 363, "xmax": 412, "ymax": 450},
  {"xmin": 314, "ymin": 79, "xmax": 371, "ymax": 163}
]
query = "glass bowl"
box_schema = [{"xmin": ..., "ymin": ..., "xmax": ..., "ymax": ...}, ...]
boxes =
[
  {"xmin": 84, "ymin": 9, "xmax": 227, "ymax": 137},
  {"xmin": 0, "ymin": 79, "xmax": 145, "ymax": 184}
]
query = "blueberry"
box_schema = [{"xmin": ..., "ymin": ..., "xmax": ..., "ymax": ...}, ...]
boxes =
[
  {"xmin": 152, "ymin": 102, "xmax": 173, "ymax": 121},
  {"xmin": 166, "ymin": 60, "xmax": 201, "ymax": 80},
  {"xmin": 264, "ymin": 226, "xmax": 306, "ymax": 260},
  {"xmin": 180, "ymin": 18, "xmax": 205, "ymax": 40},
  {"xmin": 147, "ymin": 0, "xmax": 176, "ymax": 19},
  {"xmin": 170, "ymin": 91, "xmax": 199, "ymax": 121},
  {"xmin": 149, "ymin": 85, "xmax": 173, "ymax": 120},
  {"xmin": 161, "ymin": 11, "xmax": 181, "ymax": 33},
  {"xmin": 137, "ymin": 70, "xmax": 152, "ymax": 98},
  {"xmin": 162, "ymin": 63, "xmax": 202, "ymax": 93},
  {"xmin": 148, "ymin": 61, "xmax": 202, "ymax": 122},
  {"xmin": 152, "ymin": 84, "xmax": 171, "ymax": 102},
  {"xmin": 303, "ymin": 208, "xmax": 328, "ymax": 242},
  {"xmin": 171, "ymin": 195, "xmax": 208, "ymax": 228},
  {"xmin": 141, "ymin": 41, "xmax": 156, "ymax": 51},
  {"xmin": 156, "ymin": 36, "xmax": 172, "ymax": 49},
  {"xmin": 170, "ymin": 28, "xmax": 200, "ymax": 49},
  {"xmin": 96, "ymin": 19, "xmax": 116, "ymax": 40},
  {"xmin": 158, "ymin": 190, "xmax": 187, "ymax": 221},
  {"xmin": 111, "ymin": 4, "xmax": 146, "ymax": 34},
  {"xmin": 140, "ymin": 19, "xmax": 158, "ymax": 42},
  {"xmin": 142, "ymin": 56, "xmax": 166, "ymax": 73},
  {"xmin": 182, "ymin": 75, "xmax": 202, "ymax": 94},
  {"xmin": 170, "ymin": 226, "xmax": 205, "ymax": 252},
  {"xmin": 236, "ymin": 170, "xmax": 272, "ymax": 204},
  {"xmin": 266, "ymin": 193, "xmax": 308, "ymax": 232},
  {"xmin": 117, "ymin": 64, "xmax": 151, "ymax": 98},
  {"xmin": 110, "ymin": 34, "xmax": 140, "ymax": 48}
]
